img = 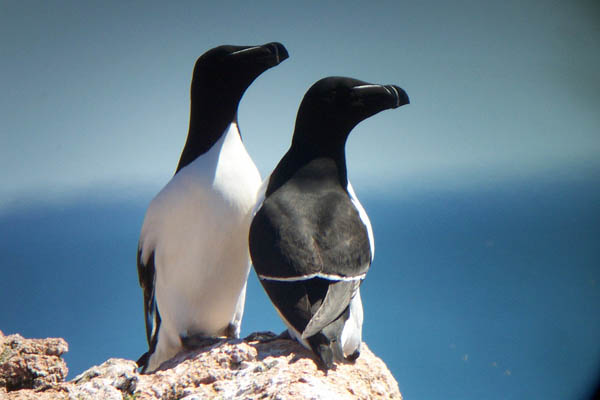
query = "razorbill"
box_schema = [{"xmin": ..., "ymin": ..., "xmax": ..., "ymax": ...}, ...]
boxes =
[
  {"xmin": 136, "ymin": 42, "xmax": 289, "ymax": 373},
  {"xmin": 249, "ymin": 77, "xmax": 409, "ymax": 368}
]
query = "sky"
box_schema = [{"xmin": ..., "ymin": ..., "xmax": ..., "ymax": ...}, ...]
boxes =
[
  {"xmin": 1, "ymin": 0, "xmax": 599, "ymax": 206},
  {"xmin": 1, "ymin": 1, "xmax": 599, "ymax": 399}
]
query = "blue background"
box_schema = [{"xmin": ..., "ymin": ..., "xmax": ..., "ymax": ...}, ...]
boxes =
[{"xmin": 1, "ymin": 1, "xmax": 599, "ymax": 399}]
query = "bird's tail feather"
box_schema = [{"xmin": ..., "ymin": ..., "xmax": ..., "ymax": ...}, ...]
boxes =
[
  {"xmin": 306, "ymin": 306, "xmax": 352, "ymax": 369},
  {"xmin": 307, "ymin": 333, "xmax": 335, "ymax": 369}
]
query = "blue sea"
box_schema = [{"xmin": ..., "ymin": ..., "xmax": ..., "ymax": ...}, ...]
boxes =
[{"xmin": 1, "ymin": 170, "xmax": 599, "ymax": 399}]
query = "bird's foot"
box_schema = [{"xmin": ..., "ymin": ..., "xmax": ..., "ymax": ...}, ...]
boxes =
[
  {"xmin": 180, "ymin": 334, "xmax": 223, "ymax": 350},
  {"xmin": 275, "ymin": 329, "xmax": 292, "ymax": 340},
  {"xmin": 244, "ymin": 330, "xmax": 292, "ymax": 343},
  {"xmin": 344, "ymin": 349, "xmax": 360, "ymax": 362},
  {"xmin": 222, "ymin": 323, "xmax": 240, "ymax": 339}
]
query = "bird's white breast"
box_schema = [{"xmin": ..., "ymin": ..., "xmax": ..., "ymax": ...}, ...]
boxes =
[{"xmin": 139, "ymin": 122, "xmax": 261, "ymax": 337}]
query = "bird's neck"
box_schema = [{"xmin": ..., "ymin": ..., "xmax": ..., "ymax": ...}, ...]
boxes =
[
  {"xmin": 175, "ymin": 96, "xmax": 238, "ymax": 173},
  {"xmin": 266, "ymin": 143, "xmax": 348, "ymax": 197}
]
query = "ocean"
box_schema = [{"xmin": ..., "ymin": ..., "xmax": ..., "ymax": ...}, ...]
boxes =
[{"xmin": 1, "ymin": 171, "xmax": 599, "ymax": 399}]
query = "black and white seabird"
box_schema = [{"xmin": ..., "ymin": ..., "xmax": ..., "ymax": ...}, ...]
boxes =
[
  {"xmin": 136, "ymin": 42, "xmax": 289, "ymax": 372},
  {"xmin": 249, "ymin": 77, "xmax": 409, "ymax": 368}
]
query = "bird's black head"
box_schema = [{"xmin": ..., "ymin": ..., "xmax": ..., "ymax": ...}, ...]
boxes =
[
  {"xmin": 176, "ymin": 42, "xmax": 288, "ymax": 173},
  {"xmin": 190, "ymin": 42, "xmax": 289, "ymax": 115},
  {"xmin": 292, "ymin": 77, "xmax": 409, "ymax": 153}
]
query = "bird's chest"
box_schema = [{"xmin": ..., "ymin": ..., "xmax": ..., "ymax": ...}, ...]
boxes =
[{"xmin": 182, "ymin": 130, "xmax": 261, "ymax": 210}]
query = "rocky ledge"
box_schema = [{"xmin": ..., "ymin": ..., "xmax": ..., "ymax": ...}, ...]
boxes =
[{"xmin": 0, "ymin": 330, "xmax": 402, "ymax": 399}]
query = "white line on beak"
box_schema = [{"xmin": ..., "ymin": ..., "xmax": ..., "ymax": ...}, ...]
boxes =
[
  {"xmin": 352, "ymin": 84, "xmax": 381, "ymax": 91},
  {"xmin": 230, "ymin": 46, "xmax": 261, "ymax": 56}
]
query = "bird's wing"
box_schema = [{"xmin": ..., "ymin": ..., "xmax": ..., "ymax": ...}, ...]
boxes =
[
  {"xmin": 137, "ymin": 243, "xmax": 161, "ymax": 356},
  {"xmin": 347, "ymin": 181, "xmax": 374, "ymax": 261}
]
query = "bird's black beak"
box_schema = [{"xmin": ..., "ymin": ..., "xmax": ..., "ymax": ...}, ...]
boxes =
[
  {"xmin": 228, "ymin": 42, "xmax": 289, "ymax": 68},
  {"xmin": 352, "ymin": 84, "xmax": 410, "ymax": 110},
  {"xmin": 263, "ymin": 42, "xmax": 289, "ymax": 65},
  {"xmin": 384, "ymin": 85, "xmax": 410, "ymax": 108}
]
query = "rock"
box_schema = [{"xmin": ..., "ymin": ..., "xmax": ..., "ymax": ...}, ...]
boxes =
[
  {"xmin": 0, "ymin": 330, "xmax": 68, "ymax": 392},
  {"xmin": 1, "ymin": 330, "xmax": 402, "ymax": 400}
]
